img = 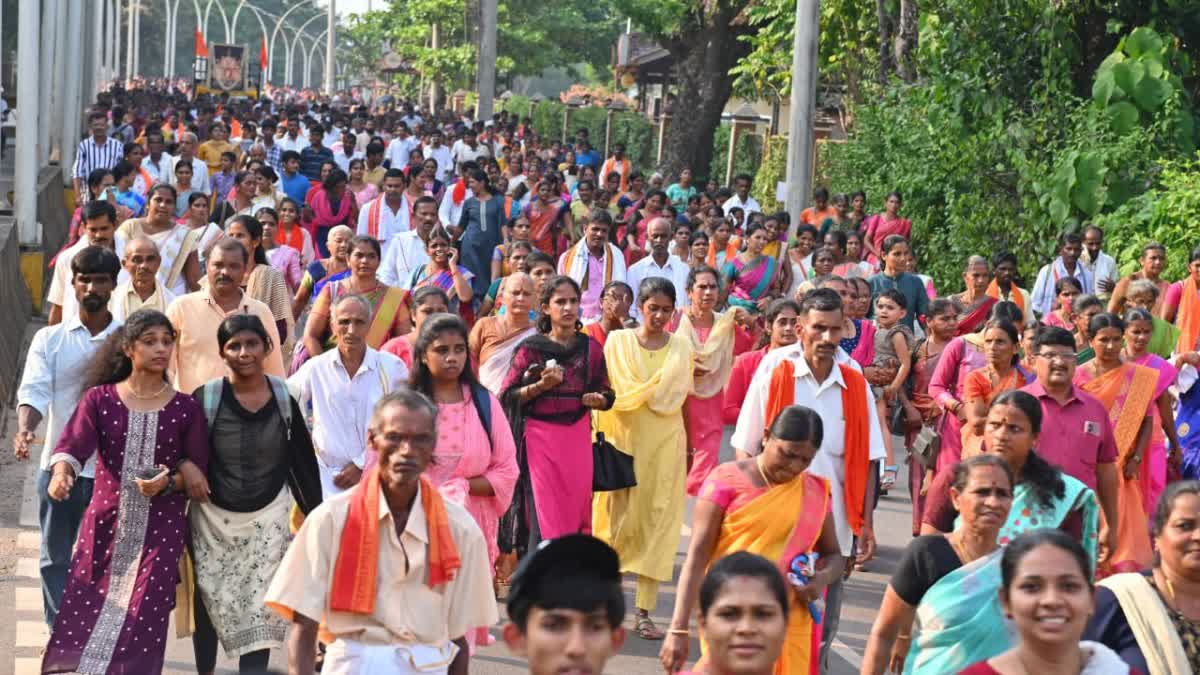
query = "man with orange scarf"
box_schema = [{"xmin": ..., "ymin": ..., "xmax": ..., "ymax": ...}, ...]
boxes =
[
  {"xmin": 265, "ymin": 390, "xmax": 496, "ymax": 674},
  {"xmin": 732, "ymin": 288, "xmax": 886, "ymax": 675}
]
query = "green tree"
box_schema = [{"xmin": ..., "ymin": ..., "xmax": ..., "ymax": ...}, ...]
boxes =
[{"xmin": 612, "ymin": 0, "xmax": 755, "ymax": 180}]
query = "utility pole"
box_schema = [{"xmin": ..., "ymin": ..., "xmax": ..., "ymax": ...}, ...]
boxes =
[
  {"xmin": 784, "ymin": 0, "xmax": 820, "ymax": 230},
  {"xmin": 429, "ymin": 23, "xmax": 440, "ymax": 112},
  {"xmin": 323, "ymin": 0, "xmax": 335, "ymax": 94},
  {"xmin": 125, "ymin": 0, "xmax": 136, "ymax": 84},
  {"xmin": 476, "ymin": 0, "xmax": 497, "ymax": 120}
]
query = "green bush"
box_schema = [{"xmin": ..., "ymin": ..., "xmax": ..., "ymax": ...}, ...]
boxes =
[
  {"xmin": 709, "ymin": 124, "xmax": 764, "ymax": 187},
  {"xmin": 1094, "ymin": 157, "xmax": 1200, "ymax": 281},
  {"xmin": 752, "ymin": 135, "xmax": 788, "ymax": 211}
]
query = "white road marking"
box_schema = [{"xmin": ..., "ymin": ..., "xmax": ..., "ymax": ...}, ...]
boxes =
[
  {"xmin": 15, "ymin": 586, "xmax": 41, "ymax": 612},
  {"xmin": 832, "ymin": 638, "xmax": 863, "ymax": 669},
  {"xmin": 18, "ymin": 462, "xmax": 38, "ymax": 529},
  {"xmin": 14, "ymin": 620, "xmax": 48, "ymax": 648},
  {"xmin": 16, "ymin": 556, "xmax": 38, "ymax": 579},
  {"xmin": 16, "ymin": 529, "xmax": 39, "ymax": 551}
]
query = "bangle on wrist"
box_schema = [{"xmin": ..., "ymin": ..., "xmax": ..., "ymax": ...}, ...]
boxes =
[{"xmin": 667, "ymin": 628, "xmax": 690, "ymax": 636}]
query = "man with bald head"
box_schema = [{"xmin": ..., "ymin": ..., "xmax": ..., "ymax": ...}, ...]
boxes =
[
  {"xmin": 955, "ymin": 255, "xmax": 996, "ymax": 335},
  {"xmin": 626, "ymin": 216, "xmax": 690, "ymax": 318},
  {"xmin": 109, "ymin": 236, "xmax": 176, "ymax": 321},
  {"xmin": 170, "ymin": 131, "xmax": 211, "ymax": 195},
  {"xmin": 289, "ymin": 294, "xmax": 410, "ymax": 497},
  {"xmin": 470, "ymin": 272, "xmax": 538, "ymax": 394}
]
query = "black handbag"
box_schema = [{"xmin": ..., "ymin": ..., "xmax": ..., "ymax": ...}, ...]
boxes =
[
  {"xmin": 584, "ymin": 339, "xmax": 636, "ymax": 491},
  {"xmin": 592, "ymin": 432, "xmax": 636, "ymax": 491}
]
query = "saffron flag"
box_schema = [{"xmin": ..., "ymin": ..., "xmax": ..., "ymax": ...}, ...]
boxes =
[
  {"xmin": 260, "ymin": 37, "xmax": 268, "ymax": 71},
  {"xmin": 195, "ymin": 25, "xmax": 208, "ymax": 59}
]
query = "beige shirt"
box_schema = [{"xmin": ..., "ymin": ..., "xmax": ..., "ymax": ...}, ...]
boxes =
[
  {"xmin": 264, "ymin": 481, "xmax": 497, "ymax": 645},
  {"xmin": 109, "ymin": 280, "xmax": 177, "ymax": 323},
  {"xmin": 165, "ymin": 289, "xmax": 285, "ymax": 393}
]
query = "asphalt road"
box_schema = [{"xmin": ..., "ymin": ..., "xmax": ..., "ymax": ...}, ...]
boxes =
[{"xmin": 0, "ymin": 342, "xmax": 913, "ymax": 674}]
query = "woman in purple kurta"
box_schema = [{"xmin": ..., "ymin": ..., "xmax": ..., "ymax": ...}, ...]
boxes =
[{"xmin": 42, "ymin": 309, "xmax": 209, "ymax": 675}]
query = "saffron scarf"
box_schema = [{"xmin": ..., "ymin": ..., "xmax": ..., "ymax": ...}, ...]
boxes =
[
  {"xmin": 276, "ymin": 222, "xmax": 307, "ymax": 253},
  {"xmin": 764, "ymin": 360, "xmax": 871, "ymax": 535},
  {"xmin": 1177, "ymin": 276, "xmax": 1200, "ymax": 354},
  {"xmin": 985, "ymin": 279, "xmax": 1025, "ymax": 313},
  {"xmin": 329, "ymin": 469, "xmax": 461, "ymax": 615},
  {"xmin": 706, "ymin": 237, "xmax": 741, "ymax": 269}
]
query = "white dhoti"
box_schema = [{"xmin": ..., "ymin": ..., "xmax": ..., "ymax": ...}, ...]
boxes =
[{"xmin": 324, "ymin": 639, "xmax": 459, "ymax": 674}]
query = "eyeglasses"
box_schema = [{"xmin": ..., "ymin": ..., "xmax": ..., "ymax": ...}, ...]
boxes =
[{"xmin": 1036, "ymin": 351, "xmax": 1077, "ymax": 364}]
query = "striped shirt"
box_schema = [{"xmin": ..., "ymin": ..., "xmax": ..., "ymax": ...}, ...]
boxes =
[
  {"xmin": 262, "ymin": 143, "xmax": 283, "ymax": 173},
  {"xmin": 72, "ymin": 136, "xmax": 123, "ymax": 179}
]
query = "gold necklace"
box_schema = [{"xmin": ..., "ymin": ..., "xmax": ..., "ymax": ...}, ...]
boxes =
[
  {"xmin": 755, "ymin": 455, "xmax": 774, "ymax": 488},
  {"xmin": 128, "ymin": 380, "xmax": 169, "ymax": 400}
]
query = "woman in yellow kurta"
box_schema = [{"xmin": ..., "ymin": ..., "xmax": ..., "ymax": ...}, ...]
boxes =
[
  {"xmin": 593, "ymin": 275, "xmax": 694, "ymax": 640},
  {"xmin": 660, "ymin": 405, "xmax": 844, "ymax": 674}
]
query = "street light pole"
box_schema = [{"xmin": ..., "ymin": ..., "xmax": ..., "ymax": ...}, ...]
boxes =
[
  {"xmin": 323, "ymin": 0, "xmax": 335, "ymax": 94},
  {"xmin": 784, "ymin": 0, "xmax": 820, "ymax": 228},
  {"xmin": 16, "ymin": 0, "xmax": 42, "ymax": 245},
  {"xmin": 476, "ymin": 0, "xmax": 497, "ymax": 119}
]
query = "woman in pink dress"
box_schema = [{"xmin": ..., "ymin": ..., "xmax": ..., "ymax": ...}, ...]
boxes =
[
  {"xmin": 500, "ymin": 276, "xmax": 614, "ymax": 549},
  {"xmin": 1122, "ymin": 308, "xmax": 1181, "ymax": 513},
  {"xmin": 670, "ymin": 265, "xmax": 745, "ymax": 494},
  {"xmin": 861, "ymin": 191, "xmax": 912, "ymax": 267},
  {"xmin": 408, "ymin": 313, "xmax": 519, "ymax": 595},
  {"xmin": 928, "ymin": 301, "xmax": 1026, "ymax": 473}
]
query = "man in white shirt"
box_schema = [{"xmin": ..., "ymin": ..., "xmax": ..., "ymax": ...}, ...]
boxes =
[
  {"xmin": 386, "ymin": 123, "xmax": 419, "ymax": 169},
  {"xmin": 379, "ymin": 195, "xmax": 438, "ymax": 288},
  {"xmin": 276, "ymin": 118, "xmax": 307, "ymax": 154},
  {"xmin": 557, "ymin": 210, "xmax": 627, "ymax": 324},
  {"xmin": 171, "ymin": 132, "xmax": 211, "ymax": 196},
  {"xmin": 423, "ymin": 130, "xmax": 454, "ymax": 183},
  {"xmin": 439, "ymin": 160, "xmax": 478, "ymax": 229},
  {"xmin": 1082, "ymin": 224, "xmax": 1119, "ymax": 299},
  {"xmin": 400, "ymin": 107, "xmax": 424, "ymax": 130},
  {"xmin": 732, "ymin": 287, "xmax": 885, "ymax": 673},
  {"xmin": 450, "ymin": 129, "xmax": 489, "ymax": 167},
  {"xmin": 627, "ymin": 217, "xmax": 690, "ymax": 318},
  {"xmin": 1030, "ymin": 232, "xmax": 1094, "ymax": 316},
  {"xmin": 331, "ymin": 128, "xmax": 364, "ymax": 173},
  {"xmin": 15, "ymin": 245, "xmax": 122, "ymax": 626},
  {"xmin": 48, "ymin": 200, "xmax": 127, "ymax": 325},
  {"xmin": 289, "ymin": 295, "xmax": 410, "ymax": 498},
  {"xmin": 357, "ymin": 169, "xmax": 410, "ymax": 260},
  {"xmin": 721, "ymin": 173, "xmax": 761, "ymax": 216},
  {"xmin": 140, "ymin": 131, "xmax": 174, "ymax": 183}
]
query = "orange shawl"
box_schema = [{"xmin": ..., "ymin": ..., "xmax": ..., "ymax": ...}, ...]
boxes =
[
  {"xmin": 985, "ymin": 279, "xmax": 1025, "ymax": 313},
  {"xmin": 329, "ymin": 468, "xmax": 461, "ymax": 614},
  {"xmin": 707, "ymin": 237, "xmax": 741, "ymax": 269},
  {"xmin": 765, "ymin": 360, "xmax": 871, "ymax": 534},
  {"xmin": 1177, "ymin": 277, "xmax": 1200, "ymax": 354}
]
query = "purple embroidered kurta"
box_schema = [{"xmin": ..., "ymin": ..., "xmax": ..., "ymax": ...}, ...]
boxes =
[{"xmin": 42, "ymin": 385, "xmax": 209, "ymax": 675}]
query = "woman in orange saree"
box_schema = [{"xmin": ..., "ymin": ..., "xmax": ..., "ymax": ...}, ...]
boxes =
[
  {"xmin": 660, "ymin": 406, "xmax": 844, "ymax": 675},
  {"xmin": 1073, "ymin": 312, "xmax": 1157, "ymax": 576}
]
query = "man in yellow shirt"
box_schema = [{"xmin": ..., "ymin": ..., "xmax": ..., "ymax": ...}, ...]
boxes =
[{"xmin": 197, "ymin": 122, "xmax": 240, "ymax": 175}]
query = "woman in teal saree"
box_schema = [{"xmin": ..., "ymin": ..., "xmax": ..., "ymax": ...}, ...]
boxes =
[{"xmin": 862, "ymin": 391, "xmax": 1099, "ymax": 674}]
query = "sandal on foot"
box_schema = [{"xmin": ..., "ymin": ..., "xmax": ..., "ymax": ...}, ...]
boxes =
[
  {"xmin": 635, "ymin": 614, "xmax": 665, "ymax": 640},
  {"xmin": 881, "ymin": 465, "xmax": 898, "ymax": 489}
]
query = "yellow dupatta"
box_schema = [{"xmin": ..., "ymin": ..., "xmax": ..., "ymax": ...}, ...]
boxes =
[
  {"xmin": 701, "ymin": 472, "xmax": 831, "ymax": 675},
  {"xmin": 675, "ymin": 310, "xmax": 737, "ymax": 398},
  {"xmin": 1079, "ymin": 363, "xmax": 1157, "ymax": 574},
  {"xmin": 605, "ymin": 329, "xmax": 693, "ymax": 415}
]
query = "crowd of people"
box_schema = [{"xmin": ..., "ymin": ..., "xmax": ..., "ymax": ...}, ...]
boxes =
[{"xmin": 11, "ymin": 81, "xmax": 1200, "ymax": 675}]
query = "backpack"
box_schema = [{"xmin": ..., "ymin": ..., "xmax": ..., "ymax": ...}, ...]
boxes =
[
  {"xmin": 468, "ymin": 380, "xmax": 493, "ymax": 446},
  {"xmin": 201, "ymin": 375, "xmax": 293, "ymax": 440}
]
